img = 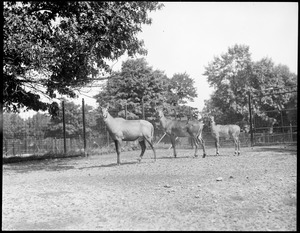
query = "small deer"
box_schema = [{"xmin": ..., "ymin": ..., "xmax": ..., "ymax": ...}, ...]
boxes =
[
  {"xmin": 100, "ymin": 105, "xmax": 156, "ymax": 165},
  {"xmin": 157, "ymin": 108, "xmax": 206, "ymax": 158},
  {"xmin": 209, "ymin": 116, "xmax": 241, "ymax": 156}
]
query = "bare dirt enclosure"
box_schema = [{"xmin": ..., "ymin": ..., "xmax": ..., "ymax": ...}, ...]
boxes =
[{"xmin": 2, "ymin": 145, "xmax": 297, "ymax": 231}]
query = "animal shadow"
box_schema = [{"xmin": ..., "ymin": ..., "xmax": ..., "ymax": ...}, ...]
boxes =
[
  {"xmin": 77, "ymin": 160, "xmax": 140, "ymax": 170},
  {"xmin": 156, "ymin": 155, "xmax": 194, "ymax": 160}
]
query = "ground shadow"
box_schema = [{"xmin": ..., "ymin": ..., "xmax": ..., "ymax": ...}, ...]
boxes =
[
  {"xmin": 156, "ymin": 155, "xmax": 195, "ymax": 160},
  {"xmin": 3, "ymin": 159, "xmax": 76, "ymax": 174},
  {"xmin": 2, "ymin": 154, "xmax": 83, "ymax": 164},
  {"xmin": 207, "ymin": 154, "xmax": 238, "ymax": 157},
  {"xmin": 77, "ymin": 160, "xmax": 139, "ymax": 170},
  {"xmin": 252, "ymin": 146, "xmax": 297, "ymax": 154}
]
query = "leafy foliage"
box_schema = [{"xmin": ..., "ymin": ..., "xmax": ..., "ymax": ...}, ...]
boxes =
[
  {"xmin": 166, "ymin": 72, "xmax": 198, "ymax": 106},
  {"xmin": 202, "ymin": 44, "xmax": 297, "ymax": 126},
  {"xmin": 3, "ymin": 113, "xmax": 26, "ymax": 139},
  {"xmin": 95, "ymin": 58, "xmax": 199, "ymax": 121},
  {"xmin": 26, "ymin": 113, "xmax": 51, "ymax": 138},
  {"xmin": 44, "ymin": 99, "xmax": 97, "ymax": 139},
  {"xmin": 95, "ymin": 58, "xmax": 168, "ymax": 117},
  {"xmin": 202, "ymin": 44, "xmax": 252, "ymax": 123},
  {"xmin": 3, "ymin": 2, "xmax": 163, "ymax": 114}
]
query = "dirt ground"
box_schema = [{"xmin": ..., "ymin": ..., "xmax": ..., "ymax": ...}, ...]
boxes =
[{"xmin": 2, "ymin": 145, "xmax": 297, "ymax": 231}]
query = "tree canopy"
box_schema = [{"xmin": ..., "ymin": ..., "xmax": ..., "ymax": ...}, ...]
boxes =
[
  {"xmin": 95, "ymin": 58, "xmax": 168, "ymax": 117},
  {"xmin": 44, "ymin": 99, "xmax": 97, "ymax": 139},
  {"xmin": 202, "ymin": 44, "xmax": 297, "ymax": 125},
  {"xmin": 95, "ymin": 58, "xmax": 199, "ymax": 120},
  {"xmin": 165, "ymin": 72, "xmax": 198, "ymax": 106},
  {"xmin": 3, "ymin": 1, "xmax": 163, "ymax": 114}
]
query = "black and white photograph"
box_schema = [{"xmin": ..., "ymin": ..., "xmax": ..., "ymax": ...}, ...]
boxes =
[{"xmin": 2, "ymin": 2, "xmax": 297, "ymax": 231}]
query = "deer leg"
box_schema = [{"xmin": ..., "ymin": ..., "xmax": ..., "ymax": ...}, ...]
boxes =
[
  {"xmin": 170, "ymin": 135, "xmax": 177, "ymax": 158},
  {"xmin": 137, "ymin": 140, "xmax": 146, "ymax": 163},
  {"xmin": 215, "ymin": 138, "xmax": 220, "ymax": 156},
  {"xmin": 233, "ymin": 138, "xmax": 237, "ymax": 156},
  {"xmin": 193, "ymin": 137, "xmax": 199, "ymax": 157},
  {"xmin": 144, "ymin": 137, "xmax": 156, "ymax": 162},
  {"xmin": 197, "ymin": 135, "xmax": 206, "ymax": 158},
  {"xmin": 237, "ymin": 137, "xmax": 240, "ymax": 155},
  {"xmin": 233, "ymin": 137, "xmax": 240, "ymax": 156},
  {"xmin": 114, "ymin": 140, "xmax": 121, "ymax": 165}
]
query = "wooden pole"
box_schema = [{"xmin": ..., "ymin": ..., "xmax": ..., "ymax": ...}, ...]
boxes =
[
  {"xmin": 125, "ymin": 102, "xmax": 127, "ymax": 119},
  {"xmin": 62, "ymin": 101, "xmax": 67, "ymax": 154},
  {"xmin": 290, "ymin": 123, "xmax": 293, "ymax": 142},
  {"xmin": 280, "ymin": 110, "xmax": 284, "ymax": 143},
  {"xmin": 142, "ymin": 97, "xmax": 145, "ymax": 119},
  {"xmin": 82, "ymin": 98, "xmax": 87, "ymax": 156},
  {"xmin": 248, "ymin": 92, "xmax": 254, "ymax": 147}
]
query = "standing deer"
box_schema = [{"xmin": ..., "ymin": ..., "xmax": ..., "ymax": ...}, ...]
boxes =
[
  {"xmin": 157, "ymin": 108, "xmax": 206, "ymax": 158},
  {"xmin": 100, "ymin": 105, "xmax": 156, "ymax": 165},
  {"xmin": 209, "ymin": 116, "xmax": 241, "ymax": 156}
]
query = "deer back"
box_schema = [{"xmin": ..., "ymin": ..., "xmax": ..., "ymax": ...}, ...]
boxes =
[
  {"xmin": 212, "ymin": 123, "xmax": 240, "ymax": 138},
  {"xmin": 186, "ymin": 120, "xmax": 204, "ymax": 137},
  {"xmin": 105, "ymin": 114, "xmax": 153, "ymax": 141}
]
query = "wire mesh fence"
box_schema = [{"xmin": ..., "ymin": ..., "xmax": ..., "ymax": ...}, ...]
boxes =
[
  {"xmin": 3, "ymin": 89, "xmax": 297, "ymax": 159},
  {"xmin": 251, "ymin": 108, "xmax": 297, "ymax": 146}
]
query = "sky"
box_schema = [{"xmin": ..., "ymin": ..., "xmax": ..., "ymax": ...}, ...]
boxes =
[{"xmin": 20, "ymin": 2, "xmax": 298, "ymax": 119}]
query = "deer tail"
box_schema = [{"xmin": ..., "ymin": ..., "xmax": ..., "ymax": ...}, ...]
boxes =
[{"xmin": 151, "ymin": 124, "xmax": 155, "ymax": 142}]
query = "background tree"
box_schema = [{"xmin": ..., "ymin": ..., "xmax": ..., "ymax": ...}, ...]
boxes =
[
  {"xmin": 164, "ymin": 72, "xmax": 198, "ymax": 119},
  {"xmin": 202, "ymin": 44, "xmax": 297, "ymax": 127},
  {"xmin": 250, "ymin": 60, "xmax": 297, "ymax": 130},
  {"xmin": 166, "ymin": 72, "xmax": 197, "ymax": 106},
  {"xmin": 3, "ymin": 113, "xmax": 26, "ymax": 139},
  {"xmin": 251, "ymin": 60, "xmax": 297, "ymax": 113},
  {"xmin": 202, "ymin": 44, "xmax": 253, "ymax": 124},
  {"xmin": 95, "ymin": 58, "xmax": 200, "ymax": 122},
  {"xmin": 95, "ymin": 58, "xmax": 168, "ymax": 118},
  {"xmin": 44, "ymin": 99, "xmax": 96, "ymax": 139},
  {"xmin": 3, "ymin": 2, "xmax": 163, "ymax": 114},
  {"xmin": 26, "ymin": 113, "xmax": 51, "ymax": 139}
]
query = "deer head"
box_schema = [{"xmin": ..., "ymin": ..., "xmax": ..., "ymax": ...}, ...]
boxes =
[
  {"xmin": 209, "ymin": 116, "xmax": 215, "ymax": 126},
  {"xmin": 156, "ymin": 108, "xmax": 165, "ymax": 119},
  {"xmin": 100, "ymin": 104, "xmax": 110, "ymax": 119}
]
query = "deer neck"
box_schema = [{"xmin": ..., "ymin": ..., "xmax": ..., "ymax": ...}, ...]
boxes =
[
  {"xmin": 159, "ymin": 115, "xmax": 169, "ymax": 130},
  {"xmin": 103, "ymin": 112, "xmax": 114, "ymax": 129},
  {"xmin": 210, "ymin": 121, "xmax": 217, "ymax": 130}
]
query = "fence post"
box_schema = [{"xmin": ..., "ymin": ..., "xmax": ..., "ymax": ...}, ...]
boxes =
[
  {"xmin": 62, "ymin": 101, "xmax": 67, "ymax": 154},
  {"xmin": 5, "ymin": 140, "xmax": 8, "ymax": 156},
  {"xmin": 12, "ymin": 139, "xmax": 15, "ymax": 156},
  {"xmin": 290, "ymin": 123, "xmax": 293, "ymax": 142},
  {"xmin": 280, "ymin": 110, "xmax": 284, "ymax": 143},
  {"xmin": 248, "ymin": 91, "xmax": 254, "ymax": 147},
  {"xmin": 82, "ymin": 98, "xmax": 87, "ymax": 156},
  {"xmin": 68, "ymin": 138, "xmax": 71, "ymax": 152},
  {"xmin": 125, "ymin": 102, "xmax": 127, "ymax": 120},
  {"xmin": 142, "ymin": 96, "xmax": 145, "ymax": 119}
]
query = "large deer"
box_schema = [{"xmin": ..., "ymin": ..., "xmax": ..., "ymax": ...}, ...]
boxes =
[
  {"xmin": 209, "ymin": 116, "xmax": 241, "ymax": 156},
  {"xmin": 100, "ymin": 105, "xmax": 156, "ymax": 165},
  {"xmin": 157, "ymin": 108, "xmax": 206, "ymax": 158}
]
